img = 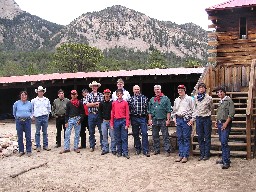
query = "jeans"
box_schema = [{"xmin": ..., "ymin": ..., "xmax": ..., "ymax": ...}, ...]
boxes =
[
  {"xmin": 196, "ymin": 116, "xmax": 212, "ymax": 158},
  {"xmin": 88, "ymin": 113, "xmax": 103, "ymax": 148},
  {"xmin": 114, "ymin": 118, "xmax": 128, "ymax": 155},
  {"xmin": 35, "ymin": 115, "xmax": 49, "ymax": 148},
  {"xmin": 176, "ymin": 117, "xmax": 192, "ymax": 158},
  {"xmin": 152, "ymin": 119, "xmax": 171, "ymax": 153},
  {"xmin": 16, "ymin": 118, "xmax": 32, "ymax": 153},
  {"xmin": 56, "ymin": 116, "xmax": 66, "ymax": 146},
  {"xmin": 217, "ymin": 122, "xmax": 231, "ymax": 165},
  {"xmin": 101, "ymin": 120, "xmax": 116, "ymax": 152},
  {"xmin": 131, "ymin": 116, "xmax": 149, "ymax": 153},
  {"xmin": 80, "ymin": 115, "xmax": 88, "ymax": 148},
  {"xmin": 64, "ymin": 116, "xmax": 81, "ymax": 150}
]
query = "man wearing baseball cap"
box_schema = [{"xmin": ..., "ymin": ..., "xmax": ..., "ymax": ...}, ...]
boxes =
[
  {"xmin": 60, "ymin": 90, "xmax": 85, "ymax": 154},
  {"xmin": 172, "ymin": 84, "xmax": 195, "ymax": 163},
  {"xmin": 98, "ymin": 89, "xmax": 116, "ymax": 155}
]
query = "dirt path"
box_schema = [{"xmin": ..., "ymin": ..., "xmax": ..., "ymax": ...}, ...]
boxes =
[{"xmin": 0, "ymin": 121, "xmax": 255, "ymax": 192}]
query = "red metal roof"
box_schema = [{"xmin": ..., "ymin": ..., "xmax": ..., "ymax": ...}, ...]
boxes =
[
  {"xmin": 206, "ymin": 0, "xmax": 256, "ymax": 11},
  {"xmin": 0, "ymin": 68, "xmax": 204, "ymax": 84}
]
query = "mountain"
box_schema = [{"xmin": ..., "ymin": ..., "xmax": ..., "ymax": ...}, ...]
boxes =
[
  {"xmin": 0, "ymin": 0, "xmax": 63, "ymax": 51},
  {"xmin": 0, "ymin": 1, "xmax": 208, "ymax": 61}
]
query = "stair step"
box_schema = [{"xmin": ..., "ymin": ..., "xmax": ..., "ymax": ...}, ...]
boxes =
[
  {"xmin": 192, "ymin": 141, "xmax": 251, "ymax": 146},
  {"xmin": 193, "ymin": 134, "xmax": 252, "ymax": 139},
  {"xmin": 193, "ymin": 149, "xmax": 247, "ymax": 156},
  {"xmin": 212, "ymin": 127, "xmax": 253, "ymax": 131},
  {"xmin": 212, "ymin": 120, "xmax": 246, "ymax": 124}
]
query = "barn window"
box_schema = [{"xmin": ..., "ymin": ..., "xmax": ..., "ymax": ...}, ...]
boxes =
[{"xmin": 240, "ymin": 17, "xmax": 247, "ymax": 39}]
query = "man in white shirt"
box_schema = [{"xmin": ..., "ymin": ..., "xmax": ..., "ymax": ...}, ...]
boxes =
[
  {"xmin": 31, "ymin": 86, "xmax": 51, "ymax": 152},
  {"xmin": 112, "ymin": 78, "xmax": 130, "ymax": 101}
]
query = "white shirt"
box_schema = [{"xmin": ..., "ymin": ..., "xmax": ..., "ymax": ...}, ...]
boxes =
[
  {"xmin": 31, "ymin": 96, "xmax": 51, "ymax": 117},
  {"xmin": 112, "ymin": 89, "xmax": 131, "ymax": 101}
]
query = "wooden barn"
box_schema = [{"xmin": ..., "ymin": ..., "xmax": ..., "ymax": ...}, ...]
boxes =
[{"xmin": 192, "ymin": 0, "xmax": 256, "ymax": 159}]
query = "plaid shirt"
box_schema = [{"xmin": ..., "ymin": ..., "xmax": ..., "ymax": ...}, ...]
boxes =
[
  {"xmin": 86, "ymin": 92, "xmax": 104, "ymax": 113},
  {"xmin": 128, "ymin": 94, "xmax": 148, "ymax": 116}
]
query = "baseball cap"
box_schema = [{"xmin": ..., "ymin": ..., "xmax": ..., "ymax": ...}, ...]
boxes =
[
  {"xmin": 103, "ymin": 89, "xmax": 111, "ymax": 93},
  {"xmin": 177, "ymin": 85, "xmax": 186, "ymax": 90},
  {"xmin": 71, "ymin": 90, "xmax": 78, "ymax": 95}
]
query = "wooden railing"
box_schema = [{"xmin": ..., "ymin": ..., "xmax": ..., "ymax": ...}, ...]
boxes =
[{"xmin": 246, "ymin": 60, "xmax": 256, "ymax": 159}]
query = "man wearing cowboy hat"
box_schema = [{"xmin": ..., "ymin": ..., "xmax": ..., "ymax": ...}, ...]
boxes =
[
  {"xmin": 86, "ymin": 81, "xmax": 104, "ymax": 152},
  {"xmin": 31, "ymin": 86, "xmax": 51, "ymax": 152}
]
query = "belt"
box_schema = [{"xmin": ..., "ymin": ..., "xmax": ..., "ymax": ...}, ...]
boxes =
[
  {"xmin": 176, "ymin": 115, "xmax": 184, "ymax": 118},
  {"xmin": 103, "ymin": 119, "xmax": 110, "ymax": 122},
  {"xmin": 56, "ymin": 114, "xmax": 65, "ymax": 117},
  {"xmin": 218, "ymin": 120, "xmax": 226, "ymax": 123},
  {"xmin": 17, "ymin": 117, "xmax": 30, "ymax": 121},
  {"xmin": 89, "ymin": 112, "xmax": 98, "ymax": 114},
  {"xmin": 131, "ymin": 114, "xmax": 147, "ymax": 118}
]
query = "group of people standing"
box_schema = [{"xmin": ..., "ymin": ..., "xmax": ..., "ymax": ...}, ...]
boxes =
[{"xmin": 13, "ymin": 79, "xmax": 235, "ymax": 169}]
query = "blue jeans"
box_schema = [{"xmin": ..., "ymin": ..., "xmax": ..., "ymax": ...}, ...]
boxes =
[
  {"xmin": 152, "ymin": 119, "xmax": 171, "ymax": 152},
  {"xmin": 64, "ymin": 116, "xmax": 81, "ymax": 150},
  {"xmin": 131, "ymin": 116, "xmax": 149, "ymax": 153},
  {"xmin": 88, "ymin": 113, "xmax": 103, "ymax": 148},
  {"xmin": 35, "ymin": 115, "xmax": 49, "ymax": 148},
  {"xmin": 196, "ymin": 116, "xmax": 212, "ymax": 158},
  {"xmin": 114, "ymin": 118, "xmax": 128, "ymax": 155},
  {"xmin": 217, "ymin": 122, "xmax": 231, "ymax": 165},
  {"xmin": 101, "ymin": 120, "xmax": 116, "ymax": 152},
  {"xmin": 176, "ymin": 117, "xmax": 192, "ymax": 158},
  {"xmin": 16, "ymin": 118, "xmax": 32, "ymax": 153}
]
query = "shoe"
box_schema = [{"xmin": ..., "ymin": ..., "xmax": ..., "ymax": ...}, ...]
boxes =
[
  {"xmin": 203, "ymin": 157, "xmax": 210, "ymax": 161},
  {"xmin": 74, "ymin": 149, "xmax": 80, "ymax": 153},
  {"xmin": 216, "ymin": 159, "xmax": 223, "ymax": 164},
  {"xmin": 78, "ymin": 146, "xmax": 86, "ymax": 149},
  {"xmin": 181, "ymin": 157, "xmax": 188, "ymax": 163},
  {"xmin": 222, "ymin": 164, "xmax": 230, "ymax": 169},
  {"xmin": 112, "ymin": 151, "xmax": 117, "ymax": 155},
  {"xmin": 153, "ymin": 151, "xmax": 160, "ymax": 155},
  {"xmin": 198, "ymin": 157, "xmax": 204, "ymax": 161},
  {"xmin": 143, "ymin": 152, "xmax": 150, "ymax": 157},
  {"xmin": 36, "ymin": 148, "xmax": 41, "ymax": 152},
  {"xmin": 165, "ymin": 152, "xmax": 170, "ymax": 157},
  {"xmin": 59, "ymin": 149, "xmax": 70, "ymax": 154},
  {"xmin": 135, "ymin": 150, "xmax": 141, "ymax": 155},
  {"xmin": 175, "ymin": 157, "xmax": 183, "ymax": 162},
  {"xmin": 43, "ymin": 147, "xmax": 51, "ymax": 151},
  {"xmin": 123, "ymin": 154, "xmax": 130, "ymax": 159},
  {"xmin": 27, "ymin": 152, "xmax": 32, "ymax": 157},
  {"xmin": 117, "ymin": 153, "xmax": 122, "ymax": 157},
  {"xmin": 55, "ymin": 144, "xmax": 61, "ymax": 148},
  {"xmin": 101, "ymin": 151, "xmax": 109, "ymax": 155},
  {"xmin": 90, "ymin": 148, "xmax": 95, "ymax": 152},
  {"xmin": 18, "ymin": 152, "xmax": 25, "ymax": 157}
]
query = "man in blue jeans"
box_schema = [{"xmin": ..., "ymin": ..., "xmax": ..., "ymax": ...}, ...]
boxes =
[
  {"xmin": 172, "ymin": 85, "xmax": 195, "ymax": 163},
  {"xmin": 192, "ymin": 83, "xmax": 213, "ymax": 161},
  {"xmin": 86, "ymin": 81, "xmax": 104, "ymax": 152},
  {"xmin": 99, "ymin": 89, "xmax": 116, "ymax": 155},
  {"xmin": 129, "ymin": 85, "xmax": 150, "ymax": 157},
  {"xmin": 31, "ymin": 86, "xmax": 51, "ymax": 152},
  {"xmin": 215, "ymin": 87, "xmax": 235, "ymax": 169}
]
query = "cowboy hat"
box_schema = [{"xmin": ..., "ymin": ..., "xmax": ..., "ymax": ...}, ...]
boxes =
[
  {"xmin": 89, "ymin": 81, "xmax": 101, "ymax": 88},
  {"xmin": 35, "ymin": 86, "xmax": 46, "ymax": 93}
]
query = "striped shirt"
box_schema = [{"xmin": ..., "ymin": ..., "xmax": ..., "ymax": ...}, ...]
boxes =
[
  {"xmin": 128, "ymin": 94, "xmax": 148, "ymax": 116},
  {"xmin": 86, "ymin": 92, "xmax": 104, "ymax": 113}
]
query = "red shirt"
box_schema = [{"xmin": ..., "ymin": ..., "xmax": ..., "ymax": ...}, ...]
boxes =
[
  {"xmin": 83, "ymin": 104, "xmax": 89, "ymax": 116},
  {"xmin": 110, "ymin": 99, "xmax": 130, "ymax": 127}
]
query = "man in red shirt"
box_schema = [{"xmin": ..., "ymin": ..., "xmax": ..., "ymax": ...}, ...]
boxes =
[{"xmin": 110, "ymin": 89, "xmax": 130, "ymax": 159}]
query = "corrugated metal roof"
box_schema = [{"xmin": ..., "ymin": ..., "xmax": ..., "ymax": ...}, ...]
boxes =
[
  {"xmin": 206, "ymin": 0, "xmax": 256, "ymax": 11},
  {"xmin": 0, "ymin": 68, "xmax": 204, "ymax": 84}
]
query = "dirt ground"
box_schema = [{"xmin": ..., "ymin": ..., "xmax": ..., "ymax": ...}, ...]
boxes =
[{"xmin": 0, "ymin": 120, "xmax": 256, "ymax": 192}]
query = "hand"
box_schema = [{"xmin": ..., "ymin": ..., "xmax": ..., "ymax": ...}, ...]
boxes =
[
  {"xmin": 77, "ymin": 120, "xmax": 81, "ymax": 125},
  {"xmin": 214, "ymin": 122, "xmax": 217, "ymax": 128},
  {"xmin": 166, "ymin": 120, "xmax": 170, "ymax": 126},
  {"xmin": 148, "ymin": 120, "xmax": 152, "ymax": 126},
  {"xmin": 187, "ymin": 119, "xmax": 193, "ymax": 126},
  {"xmin": 95, "ymin": 102, "xmax": 100, "ymax": 107},
  {"xmin": 125, "ymin": 126, "xmax": 128, "ymax": 130},
  {"xmin": 221, "ymin": 122, "xmax": 227, "ymax": 130},
  {"xmin": 110, "ymin": 126, "xmax": 114, "ymax": 130},
  {"xmin": 65, "ymin": 123, "xmax": 68, "ymax": 128}
]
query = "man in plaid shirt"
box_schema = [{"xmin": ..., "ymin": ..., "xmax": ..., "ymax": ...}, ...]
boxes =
[
  {"xmin": 128, "ymin": 85, "xmax": 150, "ymax": 157},
  {"xmin": 86, "ymin": 81, "xmax": 104, "ymax": 152}
]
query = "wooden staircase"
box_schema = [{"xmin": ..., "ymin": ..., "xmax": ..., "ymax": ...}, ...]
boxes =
[{"xmin": 192, "ymin": 91, "xmax": 254, "ymax": 158}]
